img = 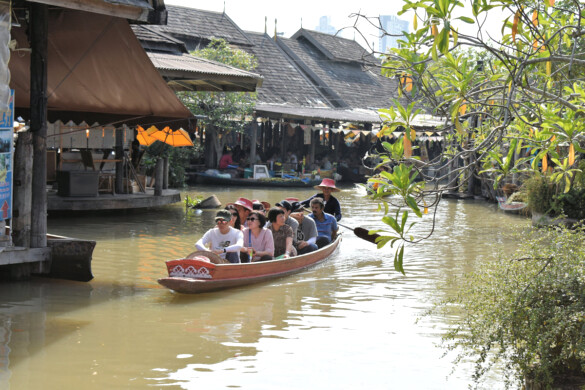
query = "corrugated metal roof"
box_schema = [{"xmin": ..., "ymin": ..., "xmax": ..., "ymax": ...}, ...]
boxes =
[
  {"xmin": 255, "ymin": 103, "xmax": 381, "ymax": 123},
  {"xmin": 147, "ymin": 52, "xmax": 263, "ymax": 92}
]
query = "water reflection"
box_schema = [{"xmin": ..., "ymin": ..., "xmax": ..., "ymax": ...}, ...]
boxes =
[{"xmin": 0, "ymin": 185, "xmax": 531, "ymax": 389}]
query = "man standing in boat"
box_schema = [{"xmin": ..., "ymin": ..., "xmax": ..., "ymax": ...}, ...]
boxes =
[
  {"xmin": 301, "ymin": 178, "xmax": 342, "ymax": 221},
  {"xmin": 195, "ymin": 210, "xmax": 244, "ymax": 263},
  {"xmin": 307, "ymin": 198, "xmax": 338, "ymax": 248}
]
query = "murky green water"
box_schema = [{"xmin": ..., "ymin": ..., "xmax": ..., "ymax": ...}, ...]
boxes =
[{"xmin": 0, "ymin": 185, "xmax": 531, "ymax": 389}]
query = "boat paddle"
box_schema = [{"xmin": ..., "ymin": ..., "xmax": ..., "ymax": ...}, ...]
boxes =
[
  {"xmin": 300, "ymin": 206, "xmax": 380, "ymax": 244},
  {"xmin": 337, "ymin": 223, "xmax": 381, "ymax": 244}
]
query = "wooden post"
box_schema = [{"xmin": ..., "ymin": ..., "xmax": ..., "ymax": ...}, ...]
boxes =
[
  {"xmin": 115, "ymin": 127, "xmax": 124, "ymax": 194},
  {"xmin": 280, "ymin": 121, "xmax": 286, "ymax": 161},
  {"xmin": 154, "ymin": 158, "xmax": 163, "ymax": 196},
  {"xmin": 309, "ymin": 129, "xmax": 316, "ymax": 166},
  {"xmin": 163, "ymin": 157, "xmax": 169, "ymax": 189},
  {"xmin": 13, "ymin": 131, "xmax": 32, "ymax": 248},
  {"xmin": 250, "ymin": 121, "xmax": 258, "ymax": 167},
  {"xmin": 30, "ymin": 3, "xmax": 48, "ymax": 249}
]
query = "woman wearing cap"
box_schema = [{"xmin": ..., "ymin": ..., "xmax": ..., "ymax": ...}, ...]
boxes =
[
  {"xmin": 267, "ymin": 208, "xmax": 297, "ymax": 259},
  {"xmin": 300, "ymin": 178, "xmax": 342, "ymax": 221},
  {"xmin": 195, "ymin": 210, "xmax": 243, "ymax": 263},
  {"xmin": 240, "ymin": 211, "xmax": 274, "ymax": 262}
]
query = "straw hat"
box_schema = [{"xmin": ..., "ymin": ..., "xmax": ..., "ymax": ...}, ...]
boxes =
[
  {"xmin": 314, "ymin": 178, "xmax": 340, "ymax": 192},
  {"xmin": 226, "ymin": 197, "xmax": 253, "ymax": 211}
]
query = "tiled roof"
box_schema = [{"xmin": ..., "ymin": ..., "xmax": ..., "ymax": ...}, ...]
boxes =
[
  {"xmin": 156, "ymin": 5, "xmax": 253, "ymax": 46},
  {"xmin": 276, "ymin": 32, "xmax": 401, "ymax": 111},
  {"xmin": 242, "ymin": 31, "xmax": 330, "ymax": 108},
  {"xmin": 290, "ymin": 29, "xmax": 373, "ymax": 64},
  {"xmin": 132, "ymin": 24, "xmax": 187, "ymax": 54}
]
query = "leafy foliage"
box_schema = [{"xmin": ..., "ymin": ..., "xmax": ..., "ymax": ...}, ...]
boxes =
[
  {"xmin": 356, "ymin": 0, "xmax": 585, "ymax": 273},
  {"xmin": 437, "ymin": 226, "xmax": 585, "ymax": 389},
  {"xmin": 142, "ymin": 142, "xmax": 202, "ymax": 188},
  {"xmin": 176, "ymin": 38, "xmax": 257, "ymax": 167}
]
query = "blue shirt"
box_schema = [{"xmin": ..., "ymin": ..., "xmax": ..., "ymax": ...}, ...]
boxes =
[
  {"xmin": 308, "ymin": 212, "xmax": 338, "ymax": 240},
  {"xmin": 301, "ymin": 194, "xmax": 342, "ymax": 221}
]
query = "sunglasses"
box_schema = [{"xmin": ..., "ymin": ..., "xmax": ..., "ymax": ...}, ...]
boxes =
[
  {"xmin": 246, "ymin": 217, "xmax": 258, "ymax": 221},
  {"xmin": 216, "ymin": 219, "xmax": 228, "ymax": 224}
]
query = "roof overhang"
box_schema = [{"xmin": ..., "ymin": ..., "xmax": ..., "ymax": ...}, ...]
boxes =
[
  {"xmin": 26, "ymin": 0, "xmax": 167, "ymax": 24},
  {"xmin": 10, "ymin": 8, "xmax": 192, "ymax": 125},
  {"xmin": 147, "ymin": 52, "xmax": 263, "ymax": 92},
  {"xmin": 254, "ymin": 103, "xmax": 381, "ymax": 123}
]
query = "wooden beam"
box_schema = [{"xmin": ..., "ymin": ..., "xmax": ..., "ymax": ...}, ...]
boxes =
[
  {"xmin": 29, "ymin": 0, "xmax": 151, "ymax": 22},
  {"xmin": 30, "ymin": 3, "xmax": 48, "ymax": 249}
]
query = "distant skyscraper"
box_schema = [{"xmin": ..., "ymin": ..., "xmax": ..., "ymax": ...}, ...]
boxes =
[
  {"xmin": 315, "ymin": 16, "xmax": 337, "ymax": 35},
  {"xmin": 379, "ymin": 15, "xmax": 409, "ymax": 53}
]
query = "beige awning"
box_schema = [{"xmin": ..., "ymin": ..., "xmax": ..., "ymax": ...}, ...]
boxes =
[{"xmin": 9, "ymin": 8, "xmax": 192, "ymax": 124}]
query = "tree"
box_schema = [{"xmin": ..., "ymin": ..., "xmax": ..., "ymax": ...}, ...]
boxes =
[
  {"xmin": 177, "ymin": 38, "xmax": 258, "ymax": 167},
  {"xmin": 355, "ymin": 0, "xmax": 585, "ymax": 273}
]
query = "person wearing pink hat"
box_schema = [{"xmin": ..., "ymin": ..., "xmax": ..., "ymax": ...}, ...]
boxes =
[
  {"xmin": 300, "ymin": 178, "xmax": 342, "ymax": 221},
  {"xmin": 227, "ymin": 197, "xmax": 253, "ymax": 227}
]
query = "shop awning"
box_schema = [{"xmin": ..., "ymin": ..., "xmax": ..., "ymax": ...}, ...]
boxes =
[{"xmin": 9, "ymin": 8, "xmax": 192, "ymax": 125}]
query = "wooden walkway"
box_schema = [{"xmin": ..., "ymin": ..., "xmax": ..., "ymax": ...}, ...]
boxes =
[{"xmin": 47, "ymin": 188, "xmax": 181, "ymax": 212}]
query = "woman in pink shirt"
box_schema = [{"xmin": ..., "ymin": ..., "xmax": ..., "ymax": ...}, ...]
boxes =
[{"xmin": 240, "ymin": 211, "xmax": 274, "ymax": 262}]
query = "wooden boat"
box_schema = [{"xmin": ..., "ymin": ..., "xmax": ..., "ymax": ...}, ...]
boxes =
[
  {"xmin": 193, "ymin": 172, "xmax": 321, "ymax": 188},
  {"xmin": 158, "ymin": 235, "xmax": 341, "ymax": 294},
  {"xmin": 496, "ymin": 196, "xmax": 528, "ymax": 214}
]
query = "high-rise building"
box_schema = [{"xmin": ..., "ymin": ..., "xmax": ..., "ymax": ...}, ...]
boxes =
[
  {"xmin": 379, "ymin": 15, "xmax": 409, "ymax": 53},
  {"xmin": 315, "ymin": 16, "xmax": 337, "ymax": 35}
]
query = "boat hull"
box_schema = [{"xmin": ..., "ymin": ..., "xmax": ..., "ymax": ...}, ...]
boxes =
[
  {"xmin": 158, "ymin": 236, "xmax": 341, "ymax": 293},
  {"xmin": 193, "ymin": 172, "xmax": 320, "ymax": 188}
]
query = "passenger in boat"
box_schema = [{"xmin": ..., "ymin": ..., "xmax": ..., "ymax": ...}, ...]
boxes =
[
  {"xmin": 252, "ymin": 199, "xmax": 270, "ymax": 216},
  {"xmin": 227, "ymin": 197, "xmax": 253, "ymax": 227},
  {"xmin": 300, "ymin": 178, "xmax": 342, "ymax": 221},
  {"xmin": 219, "ymin": 148, "xmax": 234, "ymax": 169},
  {"xmin": 225, "ymin": 205, "xmax": 242, "ymax": 230},
  {"xmin": 273, "ymin": 200, "xmax": 299, "ymax": 239},
  {"xmin": 267, "ymin": 207, "xmax": 297, "ymax": 259},
  {"xmin": 195, "ymin": 210, "xmax": 243, "ymax": 263},
  {"xmin": 307, "ymin": 197, "xmax": 338, "ymax": 248},
  {"xmin": 290, "ymin": 202, "xmax": 318, "ymax": 255},
  {"xmin": 240, "ymin": 211, "xmax": 274, "ymax": 262}
]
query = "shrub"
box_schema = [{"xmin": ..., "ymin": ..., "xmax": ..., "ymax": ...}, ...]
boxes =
[
  {"xmin": 524, "ymin": 175, "xmax": 559, "ymax": 215},
  {"xmin": 554, "ymin": 187, "xmax": 585, "ymax": 220},
  {"xmin": 438, "ymin": 226, "xmax": 585, "ymax": 389}
]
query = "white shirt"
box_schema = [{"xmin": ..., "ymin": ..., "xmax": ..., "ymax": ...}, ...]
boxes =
[{"xmin": 195, "ymin": 227, "xmax": 243, "ymax": 259}]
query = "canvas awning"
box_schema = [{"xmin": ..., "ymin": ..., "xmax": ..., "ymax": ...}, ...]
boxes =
[{"xmin": 9, "ymin": 8, "xmax": 192, "ymax": 125}]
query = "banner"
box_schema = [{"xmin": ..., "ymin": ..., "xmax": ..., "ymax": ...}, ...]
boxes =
[{"xmin": 0, "ymin": 89, "xmax": 13, "ymax": 221}]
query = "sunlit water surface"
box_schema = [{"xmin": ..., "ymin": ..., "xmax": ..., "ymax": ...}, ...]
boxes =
[{"xmin": 0, "ymin": 185, "xmax": 531, "ymax": 389}]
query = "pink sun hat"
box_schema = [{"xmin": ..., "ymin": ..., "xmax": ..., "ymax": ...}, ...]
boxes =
[
  {"xmin": 314, "ymin": 178, "xmax": 340, "ymax": 192},
  {"xmin": 227, "ymin": 197, "xmax": 253, "ymax": 211}
]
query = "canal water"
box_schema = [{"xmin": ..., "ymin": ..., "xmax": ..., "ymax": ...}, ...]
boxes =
[{"xmin": 0, "ymin": 185, "xmax": 531, "ymax": 389}]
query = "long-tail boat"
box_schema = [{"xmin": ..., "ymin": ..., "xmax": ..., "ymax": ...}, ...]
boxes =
[{"xmin": 158, "ymin": 236, "xmax": 341, "ymax": 294}]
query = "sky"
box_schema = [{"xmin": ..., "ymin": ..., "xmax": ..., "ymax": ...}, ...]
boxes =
[{"xmin": 164, "ymin": 0, "xmax": 412, "ymax": 53}]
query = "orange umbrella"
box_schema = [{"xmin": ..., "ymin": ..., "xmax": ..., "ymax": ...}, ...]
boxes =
[
  {"xmin": 147, "ymin": 126, "xmax": 194, "ymax": 147},
  {"xmin": 136, "ymin": 125, "xmax": 158, "ymax": 146}
]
